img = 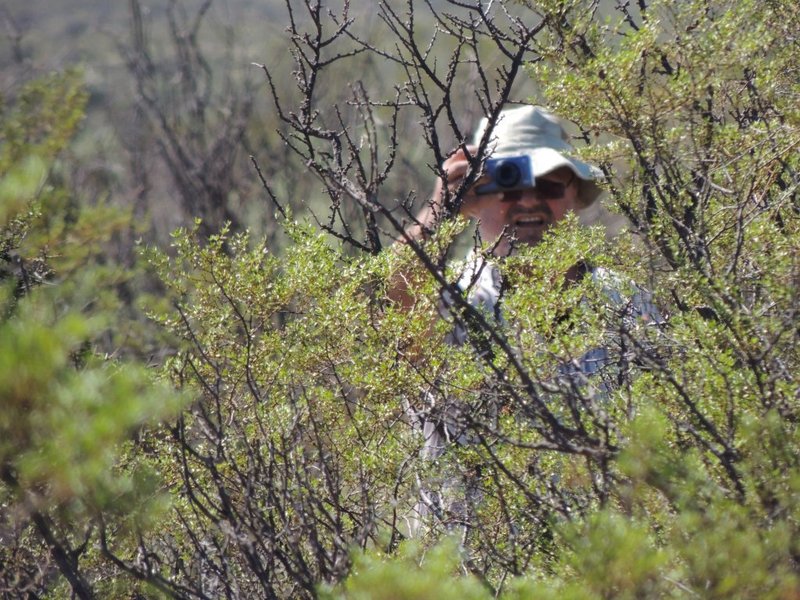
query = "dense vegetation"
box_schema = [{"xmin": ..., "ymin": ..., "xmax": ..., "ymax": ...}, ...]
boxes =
[{"xmin": 1, "ymin": 0, "xmax": 798, "ymax": 597}]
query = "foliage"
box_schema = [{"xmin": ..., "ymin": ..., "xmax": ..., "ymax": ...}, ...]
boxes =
[
  {"xmin": 320, "ymin": 537, "xmax": 492, "ymax": 600},
  {"xmin": 1, "ymin": 0, "xmax": 799, "ymax": 598},
  {"xmin": 0, "ymin": 71, "xmax": 187, "ymax": 597},
  {"xmin": 110, "ymin": 222, "xmax": 444, "ymax": 596},
  {"xmin": 524, "ymin": 1, "xmax": 800, "ymax": 595}
]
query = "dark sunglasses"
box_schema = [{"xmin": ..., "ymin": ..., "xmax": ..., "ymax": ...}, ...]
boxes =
[{"xmin": 501, "ymin": 176, "xmax": 574, "ymax": 201}]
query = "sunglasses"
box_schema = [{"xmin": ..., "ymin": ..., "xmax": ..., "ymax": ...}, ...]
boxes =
[{"xmin": 501, "ymin": 177, "xmax": 572, "ymax": 201}]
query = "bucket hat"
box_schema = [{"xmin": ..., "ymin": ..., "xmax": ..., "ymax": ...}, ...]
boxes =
[{"xmin": 472, "ymin": 105, "xmax": 604, "ymax": 208}]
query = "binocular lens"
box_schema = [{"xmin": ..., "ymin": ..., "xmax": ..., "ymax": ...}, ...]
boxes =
[{"xmin": 495, "ymin": 162, "xmax": 522, "ymax": 188}]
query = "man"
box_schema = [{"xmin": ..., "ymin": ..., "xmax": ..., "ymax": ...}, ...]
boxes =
[
  {"xmin": 425, "ymin": 105, "xmax": 602, "ymax": 253},
  {"xmin": 394, "ymin": 105, "xmax": 658, "ymax": 537},
  {"xmin": 393, "ymin": 105, "xmax": 621, "ymax": 355},
  {"xmin": 392, "ymin": 105, "xmax": 604, "ymax": 311}
]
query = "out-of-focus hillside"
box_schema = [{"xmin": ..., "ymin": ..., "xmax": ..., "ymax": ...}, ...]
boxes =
[
  {"xmin": 1, "ymin": 0, "xmax": 288, "ymax": 120},
  {"xmin": 1, "ymin": 0, "xmax": 293, "ymax": 241},
  {"xmin": 1, "ymin": 0, "xmax": 280, "ymax": 73}
]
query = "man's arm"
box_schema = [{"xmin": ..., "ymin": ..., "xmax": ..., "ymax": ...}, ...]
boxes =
[{"xmin": 387, "ymin": 147, "xmax": 499, "ymax": 309}]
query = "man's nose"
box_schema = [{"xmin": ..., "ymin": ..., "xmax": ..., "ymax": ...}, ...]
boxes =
[{"xmin": 514, "ymin": 189, "xmax": 543, "ymax": 206}]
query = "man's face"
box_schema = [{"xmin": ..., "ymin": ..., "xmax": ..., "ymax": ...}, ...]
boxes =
[{"xmin": 471, "ymin": 167, "xmax": 579, "ymax": 256}]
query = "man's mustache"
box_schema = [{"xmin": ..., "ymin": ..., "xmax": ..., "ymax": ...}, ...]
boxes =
[{"xmin": 507, "ymin": 204, "xmax": 552, "ymax": 219}]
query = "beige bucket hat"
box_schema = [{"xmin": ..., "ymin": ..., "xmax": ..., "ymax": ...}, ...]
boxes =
[{"xmin": 472, "ymin": 105, "xmax": 604, "ymax": 208}]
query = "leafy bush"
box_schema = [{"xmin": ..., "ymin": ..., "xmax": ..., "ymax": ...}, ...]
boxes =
[
  {"xmin": 1, "ymin": 0, "xmax": 798, "ymax": 597},
  {"xmin": 0, "ymin": 70, "xmax": 187, "ymax": 597}
]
